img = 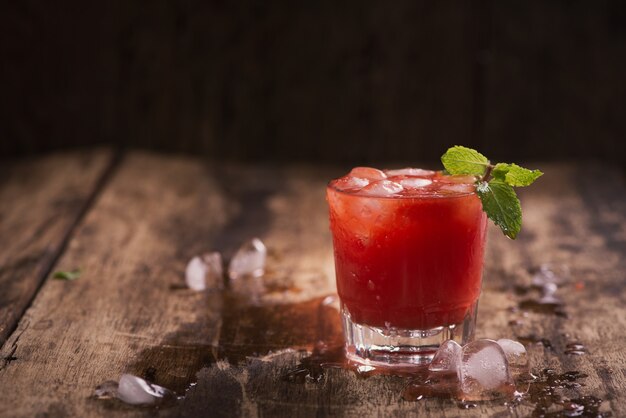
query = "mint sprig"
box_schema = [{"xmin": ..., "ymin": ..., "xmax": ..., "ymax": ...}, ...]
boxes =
[
  {"xmin": 492, "ymin": 163, "xmax": 543, "ymax": 187},
  {"xmin": 441, "ymin": 146, "xmax": 543, "ymax": 239},
  {"xmin": 440, "ymin": 146, "xmax": 490, "ymax": 176}
]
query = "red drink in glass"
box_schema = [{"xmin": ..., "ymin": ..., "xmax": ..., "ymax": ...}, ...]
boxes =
[{"xmin": 327, "ymin": 167, "xmax": 487, "ymax": 365}]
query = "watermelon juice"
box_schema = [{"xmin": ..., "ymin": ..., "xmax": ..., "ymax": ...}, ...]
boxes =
[{"xmin": 327, "ymin": 167, "xmax": 487, "ymax": 364}]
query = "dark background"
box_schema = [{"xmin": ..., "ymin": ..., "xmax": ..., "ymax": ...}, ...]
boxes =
[{"xmin": 1, "ymin": 1, "xmax": 625, "ymax": 165}]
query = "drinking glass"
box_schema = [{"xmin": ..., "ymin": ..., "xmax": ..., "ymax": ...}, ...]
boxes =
[{"xmin": 327, "ymin": 171, "xmax": 487, "ymax": 365}]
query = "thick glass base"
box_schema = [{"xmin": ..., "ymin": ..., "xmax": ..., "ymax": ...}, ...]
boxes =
[{"xmin": 341, "ymin": 301, "xmax": 479, "ymax": 366}]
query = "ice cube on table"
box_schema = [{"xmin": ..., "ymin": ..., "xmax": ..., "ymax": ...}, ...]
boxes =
[
  {"xmin": 333, "ymin": 176, "xmax": 370, "ymax": 191},
  {"xmin": 429, "ymin": 340, "xmax": 462, "ymax": 373},
  {"xmin": 349, "ymin": 167, "xmax": 387, "ymax": 181},
  {"xmin": 117, "ymin": 374, "xmax": 174, "ymax": 406},
  {"xmin": 534, "ymin": 277, "xmax": 561, "ymax": 305},
  {"xmin": 94, "ymin": 380, "xmax": 119, "ymax": 399},
  {"xmin": 359, "ymin": 180, "xmax": 403, "ymax": 197},
  {"xmin": 399, "ymin": 178, "xmax": 432, "ymax": 189},
  {"xmin": 357, "ymin": 364, "xmax": 376, "ymax": 374},
  {"xmin": 532, "ymin": 263, "xmax": 569, "ymax": 286},
  {"xmin": 385, "ymin": 168, "xmax": 435, "ymax": 177},
  {"xmin": 185, "ymin": 252, "xmax": 224, "ymax": 291},
  {"xmin": 496, "ymin": 339, "xmax": 528, "ymax": 370},
  {"xmin": 538, "ymin": 291, "xmax": 561, "ymax": 305},
  {"xmin": 228, "ymin": 238, "xmax": 267, "ymax": 280},
  {"xmin": 458, "ymin": 339, "xmax": 514, "ymax": 400},
  {"xmin": 541, "ymin": 282, "xmax": 558, "ymax": 295}
]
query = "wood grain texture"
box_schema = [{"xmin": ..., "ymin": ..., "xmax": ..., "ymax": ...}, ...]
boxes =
[
  {"xmin": 0, "ymin": 155, "xmax": 625, "ymax": 417},
  {"xmin": 0, "ymin": 150, "xmax": 113, "ymax": 347},
  {"xmin": 0, "ymin": 153, "xmax": 338, "ymax": 417}
]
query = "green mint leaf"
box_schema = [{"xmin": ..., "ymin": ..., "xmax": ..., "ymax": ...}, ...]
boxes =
[
  {"xmin": 476, "ymin": 180, "xmax": 522, "ymax": 239},
  {"xmin": 440, "ymin": 145, "xmax": 542, "ymax": 238},
  {"xmin": 491, "ymin": 163, "xmax": 509, "ymax": 181},
  {"xmin": 441, "ymin": 146, "xmax": 490, "ymax": 176},
  {"xmin": 492, "ymin": 163, "xmax": 543, "ymax": 187},
  {"xmin": 52, "ymin": 269, "xmax": 81, "ymax": 281}
]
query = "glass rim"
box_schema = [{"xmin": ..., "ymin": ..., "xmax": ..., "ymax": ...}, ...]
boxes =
[{"xmin": 326, "ymin": 180, "xmax": 477, "ymax": 200}]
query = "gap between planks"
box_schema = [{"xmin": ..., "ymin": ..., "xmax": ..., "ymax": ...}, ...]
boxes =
[{"xmin": 0, "ymin": 150, "xmax": 123, "ymax": 353}]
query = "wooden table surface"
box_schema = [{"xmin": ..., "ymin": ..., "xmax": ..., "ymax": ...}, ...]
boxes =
[{"xmin": 0, "ymin": 150, "xmax": 625, "ymax": 418}]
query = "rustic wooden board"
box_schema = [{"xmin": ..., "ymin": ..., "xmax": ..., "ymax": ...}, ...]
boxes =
[
  {"xmin": 0, "ymin": 155, "xmax": 624, "ymax": 417},
  {"xmin": 172, "ymin": 163, "xmax": 626, "ymax": 417},
  {"xmin": 0, "ymin": 154, "xmax": 338, "ymax": 417},
  {"xmin": 0, "ymin": 149, "xmax": 113, "ymax": 347}
]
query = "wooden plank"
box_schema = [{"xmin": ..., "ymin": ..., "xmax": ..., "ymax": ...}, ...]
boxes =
[
  {"xmin": 0, "ymin": 154, "xmax": 338, "ymax": 417},
  {"xmin": 0, "ymin": 149, "xmax": 113, "ymax": 347},
  {"xmin": 169, "ymin": 162, "xmax": 626, "ymax": 418},
  {"xmin": 475, "ymin": 163, "xmax": 626, "ymax": 417},
  {"xmin": 1, "ymin": 157, "xmax": 625, "ymax": 417}
]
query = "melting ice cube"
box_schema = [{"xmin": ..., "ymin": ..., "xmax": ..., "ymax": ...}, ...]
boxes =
[
  {"xmin": 385, "ymin": 168, "xmax": 435, "ymax": 177},
  {"xmin": 228, "ymin": 238, "xmax": 267, "ymax": 280},
  {"xmin": 438, "ymin": 183, "xmax": 475, "ymax": 194},
  {"xmin": 321, "ymin": 295, "xmax": 340, "ymax": 310},
  {"xmin": 399, "ymin": 178, "xmax": 432, "ymax": 189},
  {"xmin": 532, "ymin": 263, "xmax": 569, "ymax": 286},
  {"xmin": 334, "ymin": 176, "xmax": 370, "ymax": 191},
  {"xmin": 529, "ymin": 264, "xmax": 569, "ymax": 308},
  {"xmin": 349, "ymin": 167, "xmax": 387, "ymax": 181},
  {"xmin": 538, "ymin": 288, "xmax": 561, "ymax": 304},
  {"xmin": 94, "ymin": 380, "xmax": 119, "ymax": 399},
  {"xmin": 359, "ymin": 180, "xmax": 403, "ymax": 197},
  {"xmin": 496, "ymin": 339, "xmax": 528, "ymax": 370},
  {"xmin": 185, "ymin": 252, "xmax": 224, "ymax": 291},
  {"xmin": 429, "ymin": 340, "xmax": 462, "ymax": 373},
  {"xmin": 356, "ymin": 364, "xmax": 376, "ymax": 374},
  {"xmin": 116, "ymin": 374, "xmax": 174, "ymax": 406},
  {"xmin": 458, "ymin": 339, "xmax": 514, "ymax": 400}
]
